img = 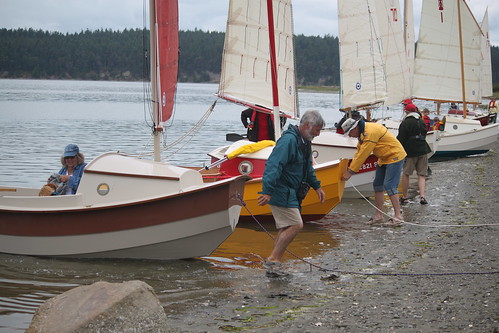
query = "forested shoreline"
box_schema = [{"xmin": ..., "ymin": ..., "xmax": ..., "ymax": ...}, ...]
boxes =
[{"xmin": 0, "ymin": 28, "xmax": 498, "ymax": 88}]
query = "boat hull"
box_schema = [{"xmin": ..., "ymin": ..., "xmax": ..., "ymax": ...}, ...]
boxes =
[
  {"xmin": 433, "ymin": 118, "xmax": 499, "ymax": 158},
  {"xmin": 0, "ymin": 153, "xmax": 248, "ymax": 260},
  {"xmin": 312, "ymin": 130, "xmax": 377, "ymax": 198},
  {"xmin": 206, "ymin": 141, "xmax": 348, "ymax": 222},
  {"xmin": 238, "ymin": 159, "xmax": 348, "ymax": 222}
]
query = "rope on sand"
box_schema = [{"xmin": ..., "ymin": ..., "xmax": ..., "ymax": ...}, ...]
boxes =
[
  {"xmin": 236, "ymin": 194, "xmax": 499, "ymax": 277},
  {"xmin": 347, "ymin": 180, "xmax": 499, "ymax": 228}
]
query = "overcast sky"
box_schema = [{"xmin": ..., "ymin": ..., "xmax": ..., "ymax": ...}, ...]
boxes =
[{"xmin": 0, "ymin": 0, "xmax": 497, "ymax": 45}]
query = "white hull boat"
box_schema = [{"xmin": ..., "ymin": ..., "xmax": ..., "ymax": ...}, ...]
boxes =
[{"xmin": 0, "ymin": 0, "xmax": 248, "ymax": 260}]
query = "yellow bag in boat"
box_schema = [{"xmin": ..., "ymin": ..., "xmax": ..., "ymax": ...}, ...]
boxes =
[{"xmin": 226, "ymin": 140, "xmax": 275, "ymax": 160}]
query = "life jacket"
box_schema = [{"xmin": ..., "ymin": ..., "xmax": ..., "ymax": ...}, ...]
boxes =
[{"xmin": 422, "ymin": 115, "xmax": 430, "ymax": 131}]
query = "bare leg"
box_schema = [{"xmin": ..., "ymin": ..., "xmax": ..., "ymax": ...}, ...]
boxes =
[
  {"xmin": 374, "ymin": 191, "xmax": 385, "ymax": 220},
  {"xmin": 418, "ymin": 175, "xmax": 426, "ymax": 198},
  {"xmin": 267, "ymin": 224, "xmax": 303, "ymax": 263},
  {"xmin": 389, "ymin": 194, "xmax": 403, "ymax": 220},
  {"xmin": 401, "ymin": 173, "xmax": 410, "ymax": 198}
]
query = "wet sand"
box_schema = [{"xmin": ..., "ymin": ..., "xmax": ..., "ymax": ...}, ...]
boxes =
[{"xmin": 166, "ymin": 140, "xmax": 498, "ymax": 332}]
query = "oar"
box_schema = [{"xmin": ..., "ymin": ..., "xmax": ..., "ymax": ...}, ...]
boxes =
[{"xmin": 226, "ymin": 133, "xmax": 246, "ymax": 142}]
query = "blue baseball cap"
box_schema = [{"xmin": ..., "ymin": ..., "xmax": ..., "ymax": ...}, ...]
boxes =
[{"xmin": 63, "ymin": 144, "xmax": 79, "ymax": 157}]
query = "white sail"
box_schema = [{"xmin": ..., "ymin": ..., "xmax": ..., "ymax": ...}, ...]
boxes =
[
  {"xmin": 338, "ymin": 0, "xmax": 387, "ymax": 108},
  {"xmin": 217, "ymin": 0, "xmax": 297, "ymax": 118},
  {"xmin": 413, "ymin": 0, "xmax": 482, "ymax": 104},
  {"xmin": 374, "ymin": 0, "xmax": 411, "ymax": 105},
  {"xmin": 480, "ymin": 8, "xmax": 493, "ymax": 99},
  {"xmin": 403, "ymin": 0, "xmax": 415, "ymax": 93}
]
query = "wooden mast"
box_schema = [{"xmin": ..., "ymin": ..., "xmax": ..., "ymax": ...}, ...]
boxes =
[
  {"xmin": 149, "ymin": 0, "xmax": 163, "ymax": 161},
  {"xmin": 266, "ymin": 0, "xmax": 282, "ymax": 140},
  {"xmin": 457, "ymin": 0, "xmax": 467, "ymax": 118}
]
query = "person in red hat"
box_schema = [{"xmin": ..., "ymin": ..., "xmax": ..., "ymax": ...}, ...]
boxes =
[
  {"xmin": 402, "ymin": 98, "xmax": 413, "ymax": 106},
  {"xmin": 397, "ymin": 105, "xmax": 432, "ymax": 205}
]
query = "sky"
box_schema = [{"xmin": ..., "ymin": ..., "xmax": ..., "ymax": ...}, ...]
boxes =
[{"xmin": 0, "ymin": 0, "xmax": 498, "ymax": 46}]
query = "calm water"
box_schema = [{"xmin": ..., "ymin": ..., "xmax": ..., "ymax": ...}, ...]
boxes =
[
  {"xmin": 0, "ymin": 79, "xmax": 352, "ymax": 188},
  {"xmin": 0, "ymin": 79, "xmax": 353, "ymax": 331},
  {"xmin": 0, "ymin": 79, "xmax": 455, "ymax": 331}
]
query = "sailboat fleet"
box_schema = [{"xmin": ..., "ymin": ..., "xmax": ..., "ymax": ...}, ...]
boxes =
[{"xmin": 0, "ymin": 0, "xmax": 497, "ymax": 260}]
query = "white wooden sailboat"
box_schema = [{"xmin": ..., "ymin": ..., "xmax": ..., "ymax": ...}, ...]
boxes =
[
  {"xmin": 0, "ymin": 0, "xmax": 248, "ymax": 260},
  {"xmin": 412, "ymin": 0, "xmax": 498, "ymax": 158},
  {"xmin": 205, "ymin": 0, "xmax": 347, "ymax": 221}
]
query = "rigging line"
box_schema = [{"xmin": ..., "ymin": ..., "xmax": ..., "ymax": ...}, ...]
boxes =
[
  {"xmin": 160, "ymin": 100, "xmax": 217, "ymax": 157},
  {"xmin": 236, "ymin": 194, "xmax": 499, "ymax": 277},
  {"xmin": 347, "ymin": 179, "xmax": 499, "ymax": 227}
]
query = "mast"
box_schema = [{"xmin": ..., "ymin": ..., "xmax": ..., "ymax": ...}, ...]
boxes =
[
  {"xmin": 457, "ymin": 0, "xmax": 467, "ymax": 118},
  {"xmin": 149, "ymin": 0, "xmax": 161, "ymax": 161},
  {"xmin": 266, "ymin": 0, "xmax": 281, "ymax": 139}
]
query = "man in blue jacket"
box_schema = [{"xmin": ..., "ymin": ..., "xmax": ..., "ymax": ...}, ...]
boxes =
[{"xmin": 257, "ymin": 110, "xmax": 326, "ymax": 277}]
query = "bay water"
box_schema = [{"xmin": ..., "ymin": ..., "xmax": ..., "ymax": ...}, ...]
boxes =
[{"xmin": 0, "ymin": 79, "xmax": 352, "ymax": 331}]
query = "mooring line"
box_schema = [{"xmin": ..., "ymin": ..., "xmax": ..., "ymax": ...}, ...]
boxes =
[
  {"xmin": 236, "ymin": 194, "xmax": 499, "ymax": 277},
  {"xmin": 347, "ymin": 179, "xmax": 499, "ymax": 228}
]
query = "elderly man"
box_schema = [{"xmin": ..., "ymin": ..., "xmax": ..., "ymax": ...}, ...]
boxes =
[
  {"xmin": 257, "ymin": 110, "xmax": 326, "ymax": 277},
  {"xmin": 341, "ymin": 118, "xmax": 406, "ymax": 226}
]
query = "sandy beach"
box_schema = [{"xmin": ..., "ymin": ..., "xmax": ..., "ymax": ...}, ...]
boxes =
[{"xmin": 163, "ymin": 140, "xmax": 498, "ymax": 332}]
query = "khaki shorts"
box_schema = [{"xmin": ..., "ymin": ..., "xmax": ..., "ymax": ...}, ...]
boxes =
[
  {"xmin": 269, "ymin": 205, "xmax": 303, "ymax": 229},
  {"xmin": 403, "ymin": 155, "xmax": 429, "ymax": 176}
]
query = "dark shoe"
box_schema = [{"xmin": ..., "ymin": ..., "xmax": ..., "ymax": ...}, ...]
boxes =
[
  {"xmin": 420, "ymin": 197, "xmax": 428, "ymax": 205},
  {"xmin": 400, "ymin": 197, "xmax": 410, "ymax": 204}
]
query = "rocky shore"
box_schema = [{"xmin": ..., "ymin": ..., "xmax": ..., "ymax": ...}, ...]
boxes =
[{"xmin": 164, "ymin": 141, "xmax": 498, "ymax": 332}]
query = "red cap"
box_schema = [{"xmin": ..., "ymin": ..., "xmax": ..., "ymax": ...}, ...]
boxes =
[
  {"xmin": 402, "ymin": 98, "xmax": 413, "ymax": 105},
  {"xmin": 404, "ymin": 104, "xmax": 417, "ymax": 112}
]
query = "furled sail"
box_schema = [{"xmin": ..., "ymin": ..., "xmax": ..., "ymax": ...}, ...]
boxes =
[
  {"xmin": 155, "ymin": 0, "xmax": 178, "ymax": 123},
  {"xmin": 403, "ymin": 0, "xmax": 415, "ymax": 94},
  {"xmin": 217, "ymin": 0, "xmax": 298, "ymax": 119},
  {"xmin": 480, "ymin": 8, "xmax": 493, "ymax": 99}
]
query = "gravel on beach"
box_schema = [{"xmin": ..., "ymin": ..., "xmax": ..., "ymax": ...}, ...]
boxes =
[{"xmin": 165, "ymin": 141, "xmax": 499, "ymax": 332}]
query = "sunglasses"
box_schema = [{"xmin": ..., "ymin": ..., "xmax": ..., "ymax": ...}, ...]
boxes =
[{"xmin": 64, "ymin": 156, "xmax": 77, "ymax": 159}]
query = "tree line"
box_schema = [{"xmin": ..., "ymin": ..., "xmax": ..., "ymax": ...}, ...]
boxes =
[{"xmin": 0, "ymin": 28, "xmax": 498, "ymax": 88}]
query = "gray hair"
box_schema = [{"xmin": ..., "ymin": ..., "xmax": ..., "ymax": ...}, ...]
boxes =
[
  {"xmin": 300, "ymin": 110, "xmax": 325, "ymax": 128},
  {"xmin": 60, "ymin": 152, "xmax": 85, "ymax": 167}
]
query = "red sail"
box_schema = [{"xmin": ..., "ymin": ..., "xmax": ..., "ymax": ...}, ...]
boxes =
[{"xmin": 155, "ymin": 0, "xmax": 178, "ymax": 123}]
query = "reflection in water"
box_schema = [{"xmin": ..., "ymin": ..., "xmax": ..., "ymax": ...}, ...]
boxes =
[
  {"xmin": 0, "ymin": 80, "xmax": 344, "ymax": 331},
  {"xmin": 204, "ymin": 221, "xmax": 339, "ymax": 268},
  {"xmin": 0, "ymin": 220, "xmax": 338, "ymax": 331}
]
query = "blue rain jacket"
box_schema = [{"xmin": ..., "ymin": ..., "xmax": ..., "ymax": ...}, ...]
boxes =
[{"xmin": 260, "ymin": 125, "xmax": 320, "ymax": 208}]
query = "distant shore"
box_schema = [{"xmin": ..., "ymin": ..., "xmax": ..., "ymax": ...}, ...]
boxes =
[{"xmin": 298, "ymin": 85, "xmax": 339, "ymax": 93}]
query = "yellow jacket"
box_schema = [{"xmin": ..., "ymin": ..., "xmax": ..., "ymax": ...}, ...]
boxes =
[{"xmin": 349, "ymin": 122, "xmax": 407, "ymax": 173}]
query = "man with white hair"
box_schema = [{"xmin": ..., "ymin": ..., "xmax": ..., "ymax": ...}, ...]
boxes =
[{"xmin": 258, "ymin": 110, "xmax": 326, "ymax": 277}]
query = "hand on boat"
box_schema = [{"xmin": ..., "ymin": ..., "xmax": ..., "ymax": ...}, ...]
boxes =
[
  {"xmin": 316, "ymin": 188, "xmax": 326, "ymax": 203},
  {"xmin": 341, "ymin": 172, "xmax": 352, "ymax": 181},
  {"xmin": 257, "ymin": 194, "xmax": 270, "ymax": 206}
]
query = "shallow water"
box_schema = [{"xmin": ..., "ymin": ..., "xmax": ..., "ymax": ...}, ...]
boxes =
[
  {"xmin": 0, "ymin": 79, "xmax": 345, "ymax": 331},
  {"xmin": 0, "ymin": 79, "xmax": 451, "ymax": 331}
]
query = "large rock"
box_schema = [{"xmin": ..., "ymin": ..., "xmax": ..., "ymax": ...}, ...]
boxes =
[{"xmin": 26, "ymin": 280, "xmax": 168, "ymax": 333}]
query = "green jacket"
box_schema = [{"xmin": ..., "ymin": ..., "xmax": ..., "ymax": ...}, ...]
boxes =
[
  {"xmin": 397, "ymin": 112, "xmax": 432, "ymax": 157},
  {"xmin": 261, "ymin": 125, "xmax": 320, "ymax": 208}
]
